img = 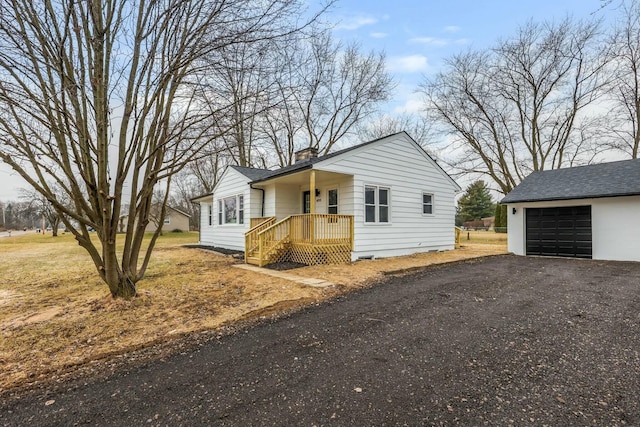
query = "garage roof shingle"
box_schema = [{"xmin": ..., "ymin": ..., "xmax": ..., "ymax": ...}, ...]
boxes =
[{"xmin": 501, "ymin": 158, "xmax": 640, "ymax": 203}]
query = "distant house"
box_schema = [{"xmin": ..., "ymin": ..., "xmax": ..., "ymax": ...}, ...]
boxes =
[
  {"xmin": 193, "ymin": 132, "xmax": 461, "ymax": 266},
  {"xmin": 119, "ymin": 205, "xmax": 191, "ymax": 233},
  {"xmin": 501, "ymin": 159, "xmax": 640, "ymax": 261},
  {"xmin": 481, "ymin": 216, "xmax": 495, "ymax": 229}
]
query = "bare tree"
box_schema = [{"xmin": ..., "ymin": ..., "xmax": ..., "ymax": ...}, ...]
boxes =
[
  {"xmin": 604, "ymin": 0, "xmax": 640, "ymax": 158},
  {"xmin": 421, "ymin": 19, "xmax": 608, "ymax": 194},
  {"xmin": 195, "ymin": 27, "xmax": 394, "ymax": 169},
  {"xmin": 287, "ymin": 32, "xmax": 395, "ymax": 156},
  {"xmin": 0, "ymin": 0, "xmax": 327, "ymax": 298},
  {"xmin": 356, "ymin": 113, "xmax": 436, "ymax": 149},
  {"xmin": 20, "ymin": 184, "xmax": 71, "ymax": 236}
]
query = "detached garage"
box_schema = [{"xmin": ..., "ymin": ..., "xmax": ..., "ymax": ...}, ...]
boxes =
[{"xmin": 501, "ymin": 159, "xmax": 640, "ymax": 262}]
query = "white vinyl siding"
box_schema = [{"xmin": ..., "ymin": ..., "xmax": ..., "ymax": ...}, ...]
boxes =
[
  {"xmin": 200, "ymin": 168, "xmax": 254, "ymax": 250},
  {"xmin": 315, "ymin": 134, "xmax": 459, "ymax": 259}
]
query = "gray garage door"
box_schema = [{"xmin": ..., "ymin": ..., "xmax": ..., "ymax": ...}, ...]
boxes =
[{"xmin": 525, "ymin": 206, "xmax": 592, "ymax": 259}]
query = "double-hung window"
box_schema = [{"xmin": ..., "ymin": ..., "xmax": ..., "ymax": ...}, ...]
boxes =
[
  {"xmin": 219, "ymin": 194, "xmax": 244, "ymax": 225},
  {"xmin": 422, "ymin": 193, "xmax": 434, "ymax": 215},
  {"xmin": 364, "ymin": 185, "xmax": 390, "ymax": 223}
]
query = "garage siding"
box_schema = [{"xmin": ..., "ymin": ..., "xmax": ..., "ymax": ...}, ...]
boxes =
[{"xmin": 507, "ymin": 196, "xmax": 640, "ymax": 262}]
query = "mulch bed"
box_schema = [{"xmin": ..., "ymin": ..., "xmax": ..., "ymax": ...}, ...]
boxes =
[
  {"xmin": 183, "ymin": 245, "xmax": 244, "ymax": 257},
  {"xmin": 262, "ymin": 261, "xmax": 308, "ymax": 271}
]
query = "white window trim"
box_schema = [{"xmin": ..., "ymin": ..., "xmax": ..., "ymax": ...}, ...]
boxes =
[
  {"xmin": 422, "ymin": 192, "xmax": 435, "ymax": 216},
  {"xmin": 364, "ymin": 184, "xmax": 391, "ymax": 225},
  {"xmin": 163, "ymin": 215, "xmax": 171, "ymax": 225},
  {"xmin": 218, "ymin": 194, "xmax": 245, "ymax": 225}
]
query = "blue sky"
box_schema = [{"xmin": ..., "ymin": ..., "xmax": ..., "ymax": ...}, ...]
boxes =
[
  {"xmin": 0, "ymin": 0, "xmax": 621, "ymax": 200},
  {"xmin": 327, "ymin": 0, "xmax": 615, "ymax": 114}
]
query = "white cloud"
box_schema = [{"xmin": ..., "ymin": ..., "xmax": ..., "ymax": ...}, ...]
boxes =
[
  {"xmin": 443, "ymin": 25, "xmax": 461, "ymax": 33},
  {"xmin": 370, "ymin": 32, "xmax": 388, "ymax": 39},
  {"xmin": 393, "ymin": 92, "xmax": 425, "ymax": 115},
  {"xmin": 409, "ymin": 37, "xmax": 449, "ymax": 47},
  {"xmin": 335, "ymin": 15, "xmax": 377, "ymax": 31},
  {"xmin": 387, "ymin": 54, "xmax": 429, "ymax": 73},
  {"xmin": 408, "ymin": 36, "xmax": 470, "ymax": 47}
]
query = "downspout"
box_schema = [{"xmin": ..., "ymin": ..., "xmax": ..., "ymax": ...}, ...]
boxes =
[{"xmin": 250, "ymin": 184, "xmax": 265, "ymax": 217}]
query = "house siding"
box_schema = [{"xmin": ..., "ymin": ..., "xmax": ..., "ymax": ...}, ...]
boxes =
[
  {"xmin": 506, "ymin": 195, "xmax": 640, "ymax": 262},
  {"xmin": 317, "ymin": 134, "xmax": 458, "ymax": 259},
  {"xmin": 200, "ymin": 168, "xmax": 254, "ymax": 250}
]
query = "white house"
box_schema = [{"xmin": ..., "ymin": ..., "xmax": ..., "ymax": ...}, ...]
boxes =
[
  {"xmin": 501, "ymin": 158, "xmax": 640, "ymax": 262},
  {"xmin": 193, "ymin": 132, "xmax": 461, "ymax": 266}
]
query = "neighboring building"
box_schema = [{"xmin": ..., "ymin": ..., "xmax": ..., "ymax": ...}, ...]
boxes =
[
  {"xmin": 501, "ymin": 158, "xmax": 640, "ymax": 261},
  {"xmin": 481, "ymin": 216, "xmax": 495, "ymax": 229},
  {"xmin": 193, "ymin": 132, "xmax": 461, "ymax": 266},
  {"xmin": 119, "ymin": 205, "xmax": 191, "ymax": 233}
]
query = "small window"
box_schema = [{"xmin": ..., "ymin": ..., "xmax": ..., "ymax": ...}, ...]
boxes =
[
  {"xmin": 328, "ymin": 189, "xmax": 338, "ymax": 214},
  {"xmin": 217, "ymin": 200, "xmax": 222, "ymax": 225},
  {"xmin": 164, "ymin": 215, "xmax": 171, "ymax": 225},
  {"xmin": 238, "ymin": 195, "xmax": 244, "ymax": 225},
  {"xmin": 364, "ymin": 185, "xmax": 390, "ymax": 223},
  {"xmin": 379, "ymin": 188, "xmax": 389, "ymax": 223},
  {"xmin": 208, "ymin": 205, "xmax": 213, "ymax": 226},
  {"xmin": 422, "ymin": 193, "xmax": 433, "ymax": 215},
  {"xmin": 365, "ymin": 186, "xmax": 376, "ymax": 223}
]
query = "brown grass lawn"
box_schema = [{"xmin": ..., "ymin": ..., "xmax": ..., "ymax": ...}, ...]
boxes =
[{"xmin": 0, "ymin": 229, "xmax": 507, "ymax": 392}]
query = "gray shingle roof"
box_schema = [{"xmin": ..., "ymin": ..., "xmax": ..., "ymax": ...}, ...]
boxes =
[
  {"xmin": 500, "ymin": 158, "xmax": 640, "ymax": 203},
  {"xmin": 229, "ymin": 165, "xmax": 272, "ymax": 181}
]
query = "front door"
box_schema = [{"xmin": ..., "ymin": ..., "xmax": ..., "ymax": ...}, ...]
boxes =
[{"xmin": 302, "ymin": 190, "xmax": 311, "ymax": 214}]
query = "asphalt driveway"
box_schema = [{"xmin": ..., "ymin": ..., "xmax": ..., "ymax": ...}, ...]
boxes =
[{"xmin": 2, "ymin": 255, "xmax": 640, "ymax": 426}]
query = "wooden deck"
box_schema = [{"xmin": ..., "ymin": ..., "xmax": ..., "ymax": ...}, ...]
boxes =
[{"xmin": 244, "ymin": 214, "xmax": 354, "ymax": 267}]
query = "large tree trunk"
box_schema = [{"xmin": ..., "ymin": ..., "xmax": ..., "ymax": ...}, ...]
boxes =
[{"xmin": 103, "ymin": 242, "xmax": 137, "ymax": 299}]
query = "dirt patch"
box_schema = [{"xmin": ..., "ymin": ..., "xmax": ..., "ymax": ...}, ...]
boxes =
[
  {"xmin": 0, "ymin": 289, "xmax": 20, "ymax": 306},
  {"xmin": 2, "ymin": 307, "xmax": 62, "ymax": 330}
]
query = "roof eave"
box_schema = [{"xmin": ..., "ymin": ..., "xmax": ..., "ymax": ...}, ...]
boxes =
[
  {"xmin": 249, "ymin": 164, "xmax": 313, "ymax": 185},
  {"xmin": 502, "ymin": 191, "xmax": 640, "ymax": 204}
]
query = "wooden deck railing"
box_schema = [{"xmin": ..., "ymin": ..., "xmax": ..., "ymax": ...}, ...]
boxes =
[
  {"xmin": 247, "ymin": 214, "xmax": 354, "ymax": 266},
  {"xmin": 244, "ymin": 217, "xmax": 276, "ymax": 263},
  {"xmin": 257, "ymin": 216, "xmax": 292, "ymax": 265},
  {"xmin": 250, "ymin": 217, "xmax": 274, "ymax": 229},
  {"xmin": 455, "ymin": 226, "xmax": 462, "ymax": 249},
  {"xmin": 288, "ymin": 214, "xmax": 354, "ymax": 248}
]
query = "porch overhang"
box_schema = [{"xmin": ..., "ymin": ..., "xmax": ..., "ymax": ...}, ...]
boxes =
[{"xmin": 249, "ymin": 168, "xmax": 352, "ymax": 187}]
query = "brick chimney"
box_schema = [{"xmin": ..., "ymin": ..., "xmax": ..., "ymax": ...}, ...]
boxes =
[{"xmin": 295, "ymin": 147, "xmax": 318, "ymax": 163}]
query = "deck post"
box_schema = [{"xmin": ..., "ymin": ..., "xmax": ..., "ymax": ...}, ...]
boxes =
[
  {"xmin": 350, "ymin": 216, "xmax": 354, "ymax": 250},
  {"xmin": 310, "ymin": 170, "xmax": 316, "ymax": 243}
]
